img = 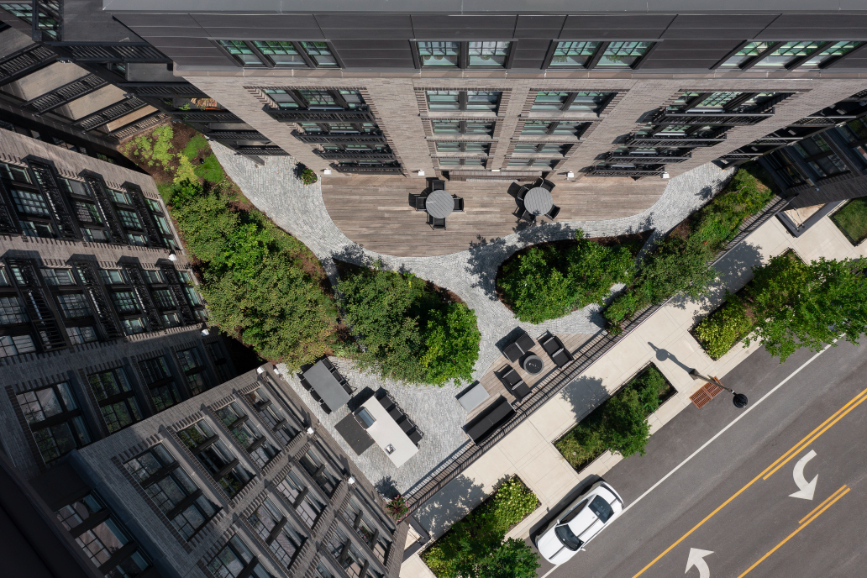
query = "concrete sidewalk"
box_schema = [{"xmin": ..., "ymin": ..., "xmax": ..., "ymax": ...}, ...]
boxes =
[{"xmin": 401, "ymin": 210, "xmax": 867, "ymax": 577}]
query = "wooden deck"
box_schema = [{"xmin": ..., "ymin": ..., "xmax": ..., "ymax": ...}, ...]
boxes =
[
  {"xmin": 321, "ymin": 176, "xmax": 666, "ymax": 257},
  {"xmin": 465, "ymin": 332, "xmax": 595, "ymax": 424}
]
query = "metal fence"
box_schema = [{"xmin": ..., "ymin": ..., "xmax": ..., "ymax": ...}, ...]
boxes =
[{"xmin": 404, "ymin": 194, "xmax": 789, "ymax": 511}]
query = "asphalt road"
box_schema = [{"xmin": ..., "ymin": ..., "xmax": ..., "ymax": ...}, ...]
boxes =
[{"xmin": 530, "ymin": 340, "xmax": 867, "ymax": 578}]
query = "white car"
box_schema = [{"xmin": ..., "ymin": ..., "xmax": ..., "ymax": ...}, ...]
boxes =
[{"xmin": 535, "ymin": 481, "xmax": 624, "ymax": 565}]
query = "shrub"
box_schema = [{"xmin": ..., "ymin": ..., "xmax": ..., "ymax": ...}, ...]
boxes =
[
  {"xmin": 168, "ymin": 180, "xmax": 341, "ymax": 368},
  {"xmin": 693, "ymin": 297, "xmax": 753, "ymax": 359},
  {"xmin": 337, "ymin": 266, "xmax": 480, "ymax": 385},
  {"xmin": 556, "ymin": 366, "xmax": 672, "ymax": 470},
  {"xmin": 831, "ymin": 198, "xmax": 867, "ymax": 245},
  {"xmin": 603, "ymin": 165, "xmax": 775, "ymax": 328},
  {"xmin": 386, "ymin": 495, "xmax": 408, "ymax": 521},
  {"xmin": 498, "ymin": 232, "xmax": 635, "ymax": 323},
  {"xmin": 299, "ymin": 165, "xmax": 318, "ymax": 185},
  {"xmin": 422, "ymin": 478, "xmax": 540, "ymax": 578}
]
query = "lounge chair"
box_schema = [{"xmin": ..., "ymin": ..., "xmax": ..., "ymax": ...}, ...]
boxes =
[
  {"xmin": 503, "ymin": 342, "xmax": 523, "ymax": 363},
  {"xmin": 516, "ymin": 331, "xmax": 535, "ymax": 353},
  {"xmin": 541, "ymin": 334, "xmax": 573, "ymax": 368}
]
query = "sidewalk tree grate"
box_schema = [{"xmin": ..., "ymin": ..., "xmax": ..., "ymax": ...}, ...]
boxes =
[{"xmin": 691, "ymin": 380, "xmax": 724, "ymax": 409}]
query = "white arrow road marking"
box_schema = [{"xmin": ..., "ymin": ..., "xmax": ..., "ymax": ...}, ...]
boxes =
[
  {"xmin": 685, "ymin": 548, "xmax": 713, "ymax": 578},
  {"xmin": 790, "ymin": 449, "xmax": 818, "ymax": 500}
]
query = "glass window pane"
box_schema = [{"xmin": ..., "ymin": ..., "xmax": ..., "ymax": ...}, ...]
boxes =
[
  {"xmin": 301, "ymin": 42, "xmax": 338, "ymax": 67},
  {"xmin": 596, "ymin": 41, "xmax": 652, "ymax": 68},
  {"xmin": 254, "ymin": 41, "xmax": 306, "ymax": 67},
  {"xmin": 550, "ymin": 41, "xmax": 600, "ymax": 67},
  {"xmin": 218, "ymin": 40, "xmax": 264, "ymax": 66},
  {"xmin": 754, "ymin": 41, "xmax": 823, "ymax": 68},
  {"xmin": 418, "ymin": 41, "xmax": 460, "ymax": 67},
  {"xmin": 467, "ymin": 41, "xmax": 510, "ymax": 67},
  {"xmin": 800, "ymin": 41, "xmax": 863, "ymax": 68}
]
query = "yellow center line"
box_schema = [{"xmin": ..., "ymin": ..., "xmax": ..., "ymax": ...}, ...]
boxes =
[
  {"xmin": 798, "ymin": 485, "xmax": 847, "ymax": 524},
  {"xmin": 735, "ymin": 487, "xmax": 850, "ymax": 578},
  {"xmin": 630, "ymin": 385, "xmax": 867, "ymax": 578}
]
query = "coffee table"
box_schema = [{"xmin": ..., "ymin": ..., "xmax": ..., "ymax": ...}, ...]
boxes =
[{"xmin": 522, "ymin": 353, "xmax": 544, "ymax": 375}]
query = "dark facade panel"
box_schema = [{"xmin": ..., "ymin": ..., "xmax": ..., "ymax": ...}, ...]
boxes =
[
  {"xmin": 189, "ymin": 13, "xmax": 321, "ymax": 30},
  {"xmin": 640, "ymin": 58, "xmax": 733, "ymax": 70},
  {"xmin": 560, "ymin": 14, "xmax": 676, "ymax": 37},
  {"xmin": 834, "ymin": 56, "xmax": 867, "ymax": 69},
  {"xmin": 514, "ymin": 15, "xmax": 566, "ymax": 38},
  {"xmin": 661, "ymin": 28, "xmax": 767, "ymax": 40},
  {"xmin": 111, "ymin": 12, "xmax": 202, "ymax": 28},
  {"xmin": 511, "ymin": 39, "xmax": 550, "ymax": 68},
  {"xmin": 412, "ymin": 14, "xmax": 517, "ymax": 31},
  {"xmin": 122, "ymin": 25, "xmax": 209, "ymax": 37},
  {"xmin": 193, "ymin": 27, "xmax": 326, "ymax": 40},
  {"xmin": 316, "ymin": 14, "xmax": 414, "ymax": 39},
  {"xmin": 170, "ymin": 55, "xmax": 241, "ymax": 66},
  {"xmin": 335, "ymin": 47, "xmax": 415, "ymax": 61},
  {"xmin": 758, "ymin": 28, "xmax": 867, "ymax": 40},
  {"xmin": 340, "ymin": 58, "xmax": 418, "ymax": 68},
  {"xmin": 62, "ymin": 0, "xmax": 146, "ymax": 42},
  {"xmin": 335, "ymin": 39, "xmax": 411, "ymax": 50},
  {"xmin": 139, "ymin": 36, "xmax": 217, "ymax": 48},
  {"xmin": 664, "ymin": 13, "xmax": 779, "ymax": 30}
]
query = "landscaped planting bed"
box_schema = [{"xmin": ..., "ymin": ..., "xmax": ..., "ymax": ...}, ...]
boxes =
[
  {"xmin": 421, "ymin": 477, "xmax": 540, "ymax": 578},
  {"xmin": 831, "ymin": 198, "xmax": 867, "ymax": 245},
  {"xmin": 603, "ymin": 165, "xmax": 777, "ymax": 331},
  {"xmin": 556, "ymin": 365, "xmax": 675, "ymax": 471},
  {"xmin": 496, "ymin": 231, "xmax": 646, "ymax": 324}
]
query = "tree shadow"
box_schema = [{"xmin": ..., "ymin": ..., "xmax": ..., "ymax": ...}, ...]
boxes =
[
  {"xmin": 558, "ymin": 374, "xmax": 609, "ymax": 426},
  {"xmin": 375, "ymin": 476, "xmax": 400, "ymax": 500},
  {"xmin": 668, "ymin": 241, "xmax": 763, "ymax": 313},
  {"xmin": 411, "ymin": 475, "xmax": 491, "ymax": 540},
  {"xmin": 329, "ymin": 244, "xmax": 372, "ymax": 269}
]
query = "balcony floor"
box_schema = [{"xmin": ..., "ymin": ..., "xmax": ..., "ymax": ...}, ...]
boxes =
[{"xmin": 321, "ymin": 176, "xmax": 667, "ymax": 257}]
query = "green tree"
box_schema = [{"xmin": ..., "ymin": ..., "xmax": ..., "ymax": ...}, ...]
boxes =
[
  {"xmin": 747, "ymin": 256, "xmax": 867, "ymax": 361},
  {"xmin": 423, "ymin": 303, "xmax": 482, "ymax": 385},
  {"xmin": 454, "ymin": 538, "xmax": 540, "ymax": 578}
]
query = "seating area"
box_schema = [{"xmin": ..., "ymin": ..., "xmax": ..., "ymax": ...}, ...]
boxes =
[
  {"xmin": 503, "ymin": 330, "xmax": 536, "ymax": 363},
  {"xmin": 417, "ymin": 179, "xmax": 464, "ymax": 230},
  {"xmin": 541, "ymin": 334, "xmax": 574, "ymax": 368},
  {"xmin": 498, "ymin": 367, "xmax": 532, "ymax": 401},
  {"xmin": 464, "ymin": 397, "xmax": 516, "ymax": 443},
  {"xmin": 456, "ymin": 381, "xmax": 490, "ymax": 412},
  {"xmin": 300, "ymin": 359, "xmax": 354, "ymax": 414},
  {"xmin": 516, "ymin": 178, "xmax": 561, "ymax": 222},
  {"xmin": 375, "ymin": 391, "xmax": 424, "ymax": 446}
]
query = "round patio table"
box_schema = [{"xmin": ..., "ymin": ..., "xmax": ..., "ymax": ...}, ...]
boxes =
[
  {"xmin": 524, "ymin": 187, "xmax": 553, "ymax": 216},
  {"xmin": 426, "ymin": 190, "xmax": 454, "ymax": 219},
  {"xmin": 523, "ymin": 354, "xmax": 544, "ymax": 375}
]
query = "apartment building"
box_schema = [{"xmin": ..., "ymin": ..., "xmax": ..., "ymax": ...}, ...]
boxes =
[
  {"xmin": 0, "ymin": 126, "xmax": 241, "ymax": 480},
  {"xmin": 28, "ymin": 366, "xmax": 406, "ymax": 578}
]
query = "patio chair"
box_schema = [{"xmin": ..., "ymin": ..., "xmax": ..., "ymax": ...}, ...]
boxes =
[
  {"xmin": 516, "ymin": 331, "xmax": 535, "ymax": 354},
  {"xmin": 511, "ymin": 380, "xmax": 532, "ymax": 401},
  {"xmin": 501, "ymin": 367, "xmax": 522, "ymax": 388},
  {"xmin": 534, "ymin": 177, "xmax": 555, "ymax": 191},
  {"xmin": 300, "ymin": 378, "xmax": 313, "ymax": 391},
  {"xmin": 310, "ymin": 390, "xmax": 323, "ymax": 403},
  {"xmin": 453, "ymin": 196, "xmax": 465, "ymax": 212},
  {"xmin": 400, "ymin": 419, "xmax": 414, "ymax": 434},
  {"xmin": 521, "ymin": 210, "xmax": 536, "ymax": 223},
  {"xmin": 415, "ymin": 196, "xmax": 427, "ymax": 211},
  {"xmin": 321, "ymin": 358, "xmax": 335, "ymax": 371},
  {"xmin": 320, "ymin": 402, "xmax": 332, "ymax": 415},
  {"xmin": 388, "ymin": 405, "xmax": 403, "ymax": 421},
  {"xmin": 503, "ymin": 342, "xmax": 523, "ymax": 363},
  {"xmin": 432, "ymin": 179, "xmax": 446, "ymax": 191},
  {"xmin": 409, "ymin": 430, "xmax": 423, "ymax": 445},
  {"xmin": 516, "ymin": 186, "xmax": 529, "ymax": 202},
  {"xmin": 428, "ymin": 216, "xmax": 447, "ymax": 230},
  {"xmin": 542, "ymin": 334, "xmax": 573, "ymax": 368},
  {"xmin": 545, "ymin": 205, "xmax": 561, "ymax": 220}
]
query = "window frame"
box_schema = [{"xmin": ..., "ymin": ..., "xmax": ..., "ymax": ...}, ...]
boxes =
[
  {"xmin": 413, "ymin": 40, "xmax": 516, "ymax": 70},
  {"xmin": 543, "ymin": 40, "xmax": 656, "ymax": 70},
  {"xmin": 716, "ymin": 40, "xmax": 867, "ymax": 71},
  {"xmin": 16, "ymin": 381, "xmax": 92, "ymax": 465},
  {"xmin": 216, "ymin": 39, "xmax": 344, "ymax": 69}
]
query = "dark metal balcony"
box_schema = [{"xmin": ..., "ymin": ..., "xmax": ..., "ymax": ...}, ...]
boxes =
[
  {"xmin": 316, "ymin": 151, "xmax": 396, "ymax": 161},
  {"xmin": 295, "ymin": 134, "xmax": 386, "ymax": 144},
  {"xmin": 791, "ymin": 115, "xmax": 858, "ymax": 127},
  {"xmin": 334, "ymin": 166, "xmax": 403, "ymax": 174},
  {"xmin": 267, "ymin": 109, "xmax": 374, "ymax": 122},
  {"xmin": 586, "ymin": 166, "xmax": 665, "ymax": 178},
  {"xmin": 62, "ymin": 44, "xmax": 170, "ymax": 63},
  {"xmin": 625, "ymin": 135, "xmax": 726, "ymax": 147},
  {"xmin": 26, "ymin": 160, "xmax": 79, "ymax": 240},
  {"xmin": 234, "ymin": 146, "xmax": 289, "ymax": 156},
  {"xmin": 207, "ymin": 131, "xmax": 268, "ymax": 142},
  {"xmin": 26, "ymin": 74, "xmax": 108, "ymax": 115},
  {"xmin": 74, "ymin": 97, "xmax": 148, "ymax": 131},
  {"xmin": 122, "ymin": 264, "xmax": 162, "ymax": 331},
  {"xmin": 119, "ymin": 83, "xmax": 208, "ymax": 98},
  {"xmin": 0, "ymin": 44, "xmax": 56, "ymax": 87},
  {"xmin": 652, "ymin": 110, "xmax": 773, "ymax": 126},
  {"xmin": 6, "ymin": 258, "xmax": 67, "ymax": 351},
  {"xmin": 160, "ymin": 265, "xmax": 196, "ymax": 326},
  {"xmin": 125, "ymin": 183, "xmax": 165, "ymax": 248},
  {"xmin": 177, "ymin": 110, "xmax": 241, "ymax": 123},
  {"xmin": 82, "ymin": 173, "xmax": 124, "ymax": 243},
  {"xmin": 606, "ymin": 152, "xmax": 691, "ymax": 163},
  {"xmin": 109, "ymin": 112, "xmax": 170, "ymax": 141},
  {"xmin": 72, "ymin": 261, "xmax": 124, "ymax": 340}
]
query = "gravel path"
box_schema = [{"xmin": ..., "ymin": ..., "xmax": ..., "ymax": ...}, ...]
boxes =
[{"xmin": 212, "ymin": 143, "xmax": 733, "ymax": 492}]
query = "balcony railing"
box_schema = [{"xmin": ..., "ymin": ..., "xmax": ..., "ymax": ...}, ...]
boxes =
[
  {"xmin": 652, "ymin": 110, "xmax": 774, "ymax": 126},
  {"xmin": 295, "ymin": 134, "xmax": 386, "ymax": 144},
  {"xmin": 6, "ymin": 258, "xmax": 67, "ymax": 351},
  {"xmin": 586, "ymin": 166, "xmax": 665, "ymax": 178},
  {"xmin": 26, "ymin": 160, "xmax": 78, "ymax": 240},
  {"xmin": 234, "ymin": 146, "xmax": 289, "ymax": 156},
  {"xmin": 606, "ymin": 152, "xmax": 691, "ymax": 163},
  {"xmin": 26, "ymin": 74, "xmax": 108, "ymax": 114},
  {"xmin": 316, "ymin": 151, "xmax": 397, "ymax": 161},
  {"xmin": 120, "ymin": 83, "xmax": 208, "ymax": 98},
  {"xmin": 74, "ymin": 97, "xmax": 149, "ymax": 131},
  {"xmin": 791, "ymin": 115, "xmax": 858, "ymax": 127},
  {"xmin": 0, "ymin": 44, "xmax": 56, "ymax": 87},
  {"xmin": 177, "ymin": 111, "xmax": 241, "ymax": 123},
  {"xmin": 62, "ymin": 44, "xmax": 170, "ymax": 63},
  {"xmin": 267, "ymin": 109, "xmax": 374, "ymax": 122},
  {"xmin": 625, "ymin": 135, "xmax": 726, "ymax": 147},
  {"xmin": 334, "ymin": 166, "xmax": 403, "ymax": 174},
  {"xmin": 207, "ymin": 131, "xmax": 268, "ymax": 141}
]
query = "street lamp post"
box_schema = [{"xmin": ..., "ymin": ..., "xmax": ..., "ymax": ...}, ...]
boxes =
[{"xmin": 689, "ymin": 369, "xmax": 748, "ymax": 409}]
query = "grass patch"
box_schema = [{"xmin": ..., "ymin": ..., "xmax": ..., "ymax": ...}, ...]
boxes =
[
  {"xmin": 556, "ymin": 365, "xmax": 674, "ymax": 471},
  {"xmin": 421, "ymin": 477, "xmax": 540, "ymax": 578},
  {"xmin": 603, "ymin": 164, "xmax": 777, "ymax": 331},
  {"xmin": 831, "ymin": 198, "xmax": 867, "ymax": 245},
  {"xmin": 496, "ymin": 231, "xmax": 644, "ymax": 324}
]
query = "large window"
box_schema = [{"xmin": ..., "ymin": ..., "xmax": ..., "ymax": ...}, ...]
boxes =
[
  {"xmin": 138, "ymin": 356, "xmax": 183, "ymax": 411},
  {"xmin": 56, "ymin": 293, "xmax": 91, "ymax": 319},
  {"xmin": 344, "ymin": 496, "xmax": 392, "ymax": 563},
  {"xmin": 720, "ymin": 40, "xmax": 864, "ymax": 70},
  {"xmin": 330, "ymin": 529, "xmax": 379, "ymax": 578},
  {"xmin": 431, "ymin": 120, "xmax": 495, "ymax": 136},
  {"xmin": 0, "ymin": 161, "xmax": 31, "ymax": 183},
  {"xmin": 0, "ymin": 334, "xmax": 35, "ymax": 357},
  {"xmin": 16, "ymin": 382, "xmax": 91, "ymax": 464},
  {"xmin": 512, "ymin": 143, "xmax": 571, "ymax": 155},
  {"xmin": 434, "ymin": 142, "xmax": 490, "ymax": 154},
  {"xmin": 248, "ymin": 499, "xmax": 306, "ymax": 569},
  {"xmin": 244, "ymin": 388, "xmax": 299, "ymax": 445},
  {"xmin": 299, "ymin": 447, "xmax": 340, "ymax": 496},
  {"xmin": 87, "ymin": 368, "xmax": 142, "ymax": 433},
  {"xmin": 547, "ymin": 41, "xmax": 653, "ymax": 69},
  {"xmin": 263, "ymin": 88, "xmax": 364, "ymax": 111},
  {"xmin": 521, "ymin": 120, "xmax": 590, "ymax": 137},
  {"xmin": 216, "ymin": 401, "xmax": 279, "ymax": 468},
  {"xmin": 176, "ymin": 347, "xmax": 211, "ymax": 395},
  {"xmin": 151, "ymin": 289, "xmax": 176, "ymax": 310},
  {"xmin": 794, "ymin": 134, "xmax": 850, "ymax": 178},
  {"xmin": 426, "ymin": 90, "xmax": 502, "ymax": 113},
  {"xmin": 9, "ymin": 187, "xmax": 50, "ymax": 216},
  {"xmin": 0, "ymin": 2, "xmax": 59, "ymax": 39},
  {"xmin": 178, "ymin": 421, "xmax": 253, "ymax": 498},
  {"xmin": 275, "ymin": 470, "xmax": 325, "ymax": 527},
  {"xmin": 56, "ymin": 493, "xmax": 153, "ymax": 576},
  {"xmin": 117, "ymin": 209, "xmax": 142, "ymax": 230},
  {"xmin": 66, "ymin": 326, "xmax": 98, "ymax": 345},
  {"xmin": 207, "ymin": 535, "xmax": 271, "ymax": 578},
  {"xmin": 0, "ymin": 295, "xmax": 26, "ymax": 325},
  {"xmin": 125, "ymin": 445, "xmax": 219, "ymax": 540},
  {"xmin": 41, "ymin": 268, "xmax": 76, "ymax": 286},
  {"xmin": 506, "ymin": 158, "xmax": 559, "ymax": 169},
  {"xmin": 531, "ymin": 91, "xmax": 613, "ymax": 113},
  {"xmin": 218, "ymin": 40, "xmax": 339, "ymax": 68},
  {"xmin": 110, "ymin": 290, "xmax": 139, "ymax": 314},
  {"xmin": 437, "ymin": 158, "xmax": 487, "ymax": 169},
  {"xmin": 416, "ymin": 41, "xmax": 512, "ymax": 68}
]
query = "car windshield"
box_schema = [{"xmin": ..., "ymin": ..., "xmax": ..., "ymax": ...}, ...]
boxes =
[
  {"xmin": 555, "ymin": 523, "xmax": 584, "ymax": 551},
  {"xmin": 589, "ymin": 496, "xmax": 614, "ymax": 523}
]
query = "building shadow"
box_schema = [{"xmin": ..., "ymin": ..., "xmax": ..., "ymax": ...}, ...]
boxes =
[
  {"xmin": 411, "ymin": 475, "xmax": 490, "ymax": 540},
  {"xmin": 559, "ymin": 374, "xmax": 609, "ymax": 424}
]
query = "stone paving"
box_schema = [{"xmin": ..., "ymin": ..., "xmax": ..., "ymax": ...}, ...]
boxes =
[{"xmin": 211, "ymin": 142, "xmax": 734, "ymax": 492}]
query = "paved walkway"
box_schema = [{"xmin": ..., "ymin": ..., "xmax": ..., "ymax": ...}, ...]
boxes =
[{"xmin": 400, "ymin": 207, "xmax": 867, "ymax": 578}]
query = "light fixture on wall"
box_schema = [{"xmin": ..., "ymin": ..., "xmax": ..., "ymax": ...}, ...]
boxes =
[
  {"xmin": 168, "ymin": 250, "xmax": 178, "ymax": 262},
  {"xmin": 201, "ymin": 329, "xmax": 209, "ymax": 336},
  {"xmin": 417, "ymin": 170, "xmax": 425, "ymax": 177},
  {"xmin": 323, "ymin": 168, "xmax": 332, "ymax": 175},
  {"xmin": 566, "ymin": 171, "xmax": 575, "ymax": 179},
  {"xmin": 661, "ymin": 171, "xmax": 670, "ymax": 179},
  {"xmin": 256, "ymin": 367, "xmax": 265, "ymax": 375}
]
